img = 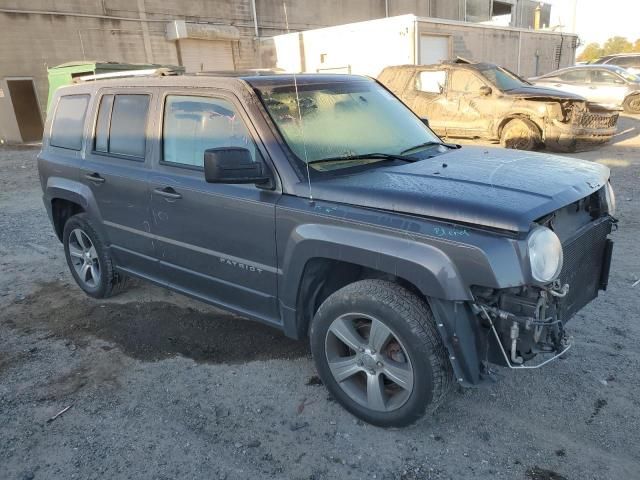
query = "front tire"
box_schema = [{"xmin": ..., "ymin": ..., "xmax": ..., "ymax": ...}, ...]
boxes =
[
  {"xmin": 623, "ymin": 94, "xmax": 640, "ymax": 114},
  {"xmin": 62, "ymin": 213, "xmax": 126, "ymax": 298},
  {"xmin": 310, "ymin": 280, "xmax": 453, "ymax": 427},
  {"xmin": 500, "ymin": 118, "xmax": 541, "ymax": 150}
]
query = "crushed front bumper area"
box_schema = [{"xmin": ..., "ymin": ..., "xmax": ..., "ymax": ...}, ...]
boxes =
[
  {"xmin": 544, "ymin": 111, "xmax": 619, "ymax": 151},
  {"xmin": 431, "ymin": 216, "xmax": 615, "ymax": 387}
]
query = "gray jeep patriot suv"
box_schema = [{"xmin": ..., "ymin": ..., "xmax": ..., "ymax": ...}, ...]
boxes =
[{"xmin": 38, "ymin": 73, "xmax": 616, "ymax": 427}]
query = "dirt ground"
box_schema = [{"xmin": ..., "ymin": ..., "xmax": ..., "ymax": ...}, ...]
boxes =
[{"xmin": 1, "ymin": 115, "xmax": 639, "ymax": 480}]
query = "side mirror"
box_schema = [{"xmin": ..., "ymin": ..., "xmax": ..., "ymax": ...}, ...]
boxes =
[
  {"xmin": 204, "ymin": 147, "xmax": 271, "ymax": 186},
  {"xmin": 479, "ymin": 85, "xmax": 492, "ymax": 96},
  {"xmin": 421, "ymin": 118, "xmax": 430, "ymax": 127}
]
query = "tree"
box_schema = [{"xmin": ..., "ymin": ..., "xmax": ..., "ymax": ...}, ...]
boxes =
[
  {"xmin": 577, "ymin": 42, "xmax": 603, "ymax": 62},
  {"xmin": 577, "ymin": 37, "xmax": 640, "ymax": 62},
  {"xmin": 601, "ymin": 36, "xmax": 633, "ymax": 56}
]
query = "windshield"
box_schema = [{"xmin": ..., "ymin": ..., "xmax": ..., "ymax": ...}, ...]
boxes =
[
  {"xmin": 478, "ymin": 65, "xmax": 530, "ymax": 90},
  {"xmin": 253, "ymin": 79, "xmax": 441, "ymax": 170}
]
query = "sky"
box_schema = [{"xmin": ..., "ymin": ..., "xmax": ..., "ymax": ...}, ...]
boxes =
[{"xmin": 546, "ymin": 0, "xmax": 638, "ymax": 48}]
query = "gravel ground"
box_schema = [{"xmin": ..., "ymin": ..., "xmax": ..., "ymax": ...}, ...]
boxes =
[{"xmin": 1, "ymin": 115, "xmax": 639, "ymax": 480}]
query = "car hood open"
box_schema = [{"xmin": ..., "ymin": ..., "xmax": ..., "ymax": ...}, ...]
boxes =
[
  {"xmin": 301, "ymin": 146, "xmax": 610, "ymax": 232},
  {"xmin": 504, "ymin": 85, "xmax": 586, "ymax": 101}
]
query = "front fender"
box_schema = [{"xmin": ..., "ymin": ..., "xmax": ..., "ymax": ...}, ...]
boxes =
[
  {"xmin": 279, "ymin": 223, "xmax": 471, "ymax": 310},
  {"xmin": 279, "ymin": 223, "xmax": 490, "ymax": 385}
]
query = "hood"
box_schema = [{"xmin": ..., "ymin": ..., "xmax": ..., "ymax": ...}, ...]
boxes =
[
  {"xmin": 503, "ymin": 85, "xmax": 586, "ymax": 102},
  {"xmin": 301, "ymin": 147, "xmax": 610, "ymax": 232}
]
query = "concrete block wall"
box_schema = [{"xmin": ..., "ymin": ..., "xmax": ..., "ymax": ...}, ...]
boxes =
[
  {"xmin": 0, "ymin": 0, "xmax": 560, "ymax": 142},
  {"xmin": 0, "ymin": 0, "xmax": 259, "ymax": 142},
  {"xmin": 418, "ymin": 21, "xmax": 575, "ymax": 77}
]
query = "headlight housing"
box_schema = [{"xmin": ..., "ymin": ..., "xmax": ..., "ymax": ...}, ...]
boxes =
[
  {"xmin": 604, "ymin": 181, "xmax": 616, "ymax": 216},
  {"xmin": 527, "ymin": 226, "xmax": 563, "ymax": 283}
]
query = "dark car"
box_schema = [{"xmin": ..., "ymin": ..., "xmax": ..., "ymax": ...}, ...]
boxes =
[
  {"xmin": 38, "ymin": 73, "xmax": 616, "ymax": 427},
  {"xmin": 592, "ymin": 53, "xmax": 640, "ymax": 76},
  {"xmin": 379, "ymin": 60, "xmax": 619, "ymax": 151},
  {"xmin": 530, "ymin": 64, "xmax": 640, "ymax": 114}
]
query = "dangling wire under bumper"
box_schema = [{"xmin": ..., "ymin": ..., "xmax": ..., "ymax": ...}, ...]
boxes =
[{"xmin": 477, "ymin": 305, "xmax": 572, "ymax": 370}]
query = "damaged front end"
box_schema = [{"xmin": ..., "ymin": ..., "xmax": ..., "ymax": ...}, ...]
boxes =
[
  {"xmin": 471, "ymin": 192, "xmax": 615, "ymax": 372},
  {"xmin": 433, "ymin": 188, "xmax": 616, "ymax": 385},
  {"xmin": 542, "ymin": 99, "xmax": 619, "ymax": 151},
  {"xmin": 472, "ymin": 283, "xmax": 577, "ymax": 370}
]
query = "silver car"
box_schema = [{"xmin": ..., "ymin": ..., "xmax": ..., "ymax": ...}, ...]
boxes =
[{"xmin": 530, "ymin": 65, "xmax": 640, "ymax": 114}]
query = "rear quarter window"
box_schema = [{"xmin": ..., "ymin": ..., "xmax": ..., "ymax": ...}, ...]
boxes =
[{"xmin": 49, "ymin": 94, "xmax": 90, "ymax": 150}]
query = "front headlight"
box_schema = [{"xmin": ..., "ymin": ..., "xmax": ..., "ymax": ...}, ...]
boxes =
[
  {"xmin": 528, "ymin": 226, "xmax": 563, "ymax": 283},
  {"xmin": 604, "ymin": 181, "xmax": 616, "ymax": 216}
]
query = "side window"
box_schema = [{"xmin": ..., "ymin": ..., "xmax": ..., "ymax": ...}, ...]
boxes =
[
  {"xmin": 162, "ymin": 95, "xmax": 257, "ymax": 168},
  {"xmin": 50, "ymin": 94, "xmax": 90, "ymax": 150},
  {"xmin": 416, "ymin": 70, "xmax": 447, "ymax": 94},
  {"xmin": 94, "ymin": 94, "xmax": 113, "ymax": 153},
  {"xmin": 449, "ymin": 71, "xmax": 485, "ymax": 93},
  {"xmin": 558, "ymin": 70, "xmax": 589, "ymax": 82},
  {"xmin": 609, "ymin": 56, "xmax": 637, "ymax": 67},
  {"xmin": 590, "ymin": 70, "xmax": 622, "ymax": 84},
  {"xmin": 93, "ymin": 93, "xmax": 150, "ymax": 159}
]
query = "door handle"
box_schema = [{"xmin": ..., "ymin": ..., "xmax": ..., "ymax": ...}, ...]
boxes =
[
  {"xmin": 84, "ymin": 173, "xmax": 105, "ymax": 184},
  {"xmin": 554, "ymin": 84, "xmax": 563, "ymax": 87},
  {"xmin": 154, "ymin": 187, "xmax": 182, "ymax": 199}
]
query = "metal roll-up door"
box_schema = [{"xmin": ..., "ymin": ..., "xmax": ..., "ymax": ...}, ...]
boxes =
[
  {"xmin": 178, "ymin": 39, "xmax": 234, "ymax": 72},
  {"xmin": 419, "ymin": 35, "xmax": 450, "ymax": 65}
]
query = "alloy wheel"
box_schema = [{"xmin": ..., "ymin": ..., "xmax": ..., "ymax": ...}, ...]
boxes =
[
  {"xmin": 68, "ymin": 228, "xmax": 101, "ymax": 289},
  {"xmin": 324, "ymin": 313, "xmax": 414, "ymax": 412}
]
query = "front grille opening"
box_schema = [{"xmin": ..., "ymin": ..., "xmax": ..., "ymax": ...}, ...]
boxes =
[{"xmin": 558, "ymin": 218, "xmax": 612, "ymax": 321}]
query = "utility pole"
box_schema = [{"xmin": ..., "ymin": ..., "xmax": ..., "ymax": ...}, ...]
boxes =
[{"xmin": 570, "ymin": 0, "xmax": 578, "ymax": 33}]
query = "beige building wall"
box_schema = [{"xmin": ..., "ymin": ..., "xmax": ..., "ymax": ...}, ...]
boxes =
[
  {"xmin": 263, "ymin": 15, "xmax": 576, "ymax": 79},
  {"xmin": 418, "ymin": 20, "xmax": 576, "ymax": 77},
  {"xmin": 0, "ymin": 0, "xmax": 257, "ymax": 143},
  {"xmin": 0, "ymin": 0, "xmax": 560, "ymax": 143}
]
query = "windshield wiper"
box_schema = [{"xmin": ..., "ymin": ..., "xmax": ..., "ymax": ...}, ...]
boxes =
[
  {"xmin": 400, "ymin": 141, "xmax": 461, "ymax": 155},
  {"xmin": 307, "ymin": 152, "xmax": 418, "ymax": 165}
]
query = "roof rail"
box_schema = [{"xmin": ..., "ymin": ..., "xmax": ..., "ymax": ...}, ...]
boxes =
[
  {"xmin": 73, "ymin": 67, "xmax": 183, "ymax": 83},
  {"xmin": 193, "ymin": 69, "xmax": 284, "ymax": 77}
]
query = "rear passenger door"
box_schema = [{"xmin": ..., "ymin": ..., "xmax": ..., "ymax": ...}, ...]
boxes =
[
  {"xmin": 588, "ymin": 69, "xmax": 628, "ymax": 106},
  {"xmin": 149, "ymin": 91, "xmax": 280, "ymax": 323},
  {"xmin": 81, "ymin": 90, "xmax": 157, "ymax": 277}
]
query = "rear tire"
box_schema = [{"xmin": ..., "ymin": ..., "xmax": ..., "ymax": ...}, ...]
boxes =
[
  {"xmin": 62, "ymin": 213, "xmax": 127, "ymax": 298},
  {"xmin": 623, "ymin": 94, "xmax": 640, "ymax": 114},
  {"xmin": 309, "ymin": 280, "xmax": 453, "ymax": 427},
  {"xmin": 500, "ymin": 118, "xmax": 541, "ymax": 150}
]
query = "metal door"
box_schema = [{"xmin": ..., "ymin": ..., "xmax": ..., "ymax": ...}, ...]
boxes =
[
  {"xmin": 80, "ymin": 90, "xmax": 157, "ymax": 277},
  {"xmin": 149, "ymin": 91, "xmax": 280, "ymax": 323}
]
